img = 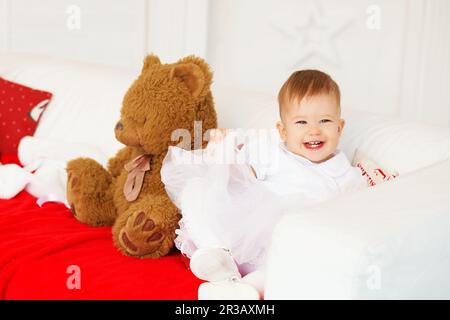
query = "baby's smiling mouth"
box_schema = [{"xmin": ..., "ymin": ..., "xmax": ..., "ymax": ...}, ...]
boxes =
[{"xmin": 303, "ymin": 140, "xmax": 325, "ymax": 150}]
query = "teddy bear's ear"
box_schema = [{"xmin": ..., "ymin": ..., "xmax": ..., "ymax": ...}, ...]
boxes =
[
  {"xmin": 142, "ymin": 54, "xmax": 161, "ymax": 73},
  {"xmin": 174, "ymin": 56, "xmax": 212, "ymax": 96},
  {"xmin": 169, "ymin": 63, "xmax": 206, "ymax": 98}
]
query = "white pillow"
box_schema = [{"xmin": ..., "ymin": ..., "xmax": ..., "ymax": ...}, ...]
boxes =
[
  {"xmin": 18, "ymin": 136, "xmax": 109, "ymax": 168},
  {"xmin": 340, "ymin": 109, "xmax": 450, "ymax": 175}
]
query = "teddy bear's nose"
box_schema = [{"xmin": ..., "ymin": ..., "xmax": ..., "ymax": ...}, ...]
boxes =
[{"xmin": 115, "ymin": 122, "xmax": 124, "ymax": 131}]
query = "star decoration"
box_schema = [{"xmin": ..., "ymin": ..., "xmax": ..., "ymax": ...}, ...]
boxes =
[{"xmin": 272, "ymin": 0, "xmax": 355, "ymax": 68}]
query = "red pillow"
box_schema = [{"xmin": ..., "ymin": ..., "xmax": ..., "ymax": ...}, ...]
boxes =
[{"xmin": 0, "ymin": 78, "xmax": 53, "ymax": 155}]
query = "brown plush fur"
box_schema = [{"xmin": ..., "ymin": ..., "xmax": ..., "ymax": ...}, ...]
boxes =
[{"xmin": 66, "ymin": 54, "xmax": 217, "ymax": 258}]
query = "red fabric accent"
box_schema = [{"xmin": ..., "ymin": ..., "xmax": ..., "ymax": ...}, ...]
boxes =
[
  {"xmin": 0, "ymin": 78, "xmax": 53, "ymax": 155},
  {"xmin": 0, "ymin": 153, "xmax": 20, "ymax": 165},
  {"xmin": 0, "ymin": 186, "xmax": 200, "ymax": 300}
]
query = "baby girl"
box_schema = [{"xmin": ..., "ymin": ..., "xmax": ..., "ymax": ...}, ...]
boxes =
[{"xmin": 161, "ymin": 70, "xmax": 367, "ymax": 300}]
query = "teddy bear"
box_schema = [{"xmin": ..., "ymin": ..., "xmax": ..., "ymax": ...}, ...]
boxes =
[{"xmin": 65, "ymin": 54, "xmax": 217, "ymax": 258}]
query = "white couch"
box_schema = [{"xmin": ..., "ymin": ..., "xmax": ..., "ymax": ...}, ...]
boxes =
[{"xmin": 1, "ymin": 54, "xmax": 450, "ymax": 299}]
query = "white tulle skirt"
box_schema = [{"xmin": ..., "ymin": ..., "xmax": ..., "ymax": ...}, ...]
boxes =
[{"xmin": 161, "ymin": 135, "xmax": 294, "ymax": 269}]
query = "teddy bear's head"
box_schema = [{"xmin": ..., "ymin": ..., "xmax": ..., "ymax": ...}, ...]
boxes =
[{"xmin": 115, "ymin": 54, "xmax": 217, "ymax": 155}]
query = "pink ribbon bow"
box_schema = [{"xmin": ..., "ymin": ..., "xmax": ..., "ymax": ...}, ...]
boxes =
[{"xmin": 123, "ymin": 154, "xmax": 152, "ymax": 202}]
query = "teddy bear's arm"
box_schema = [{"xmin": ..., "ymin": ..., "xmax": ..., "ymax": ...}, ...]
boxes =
[{"xmin": 107, "ymin": 146, "xmax": 134, "ymax": 178}]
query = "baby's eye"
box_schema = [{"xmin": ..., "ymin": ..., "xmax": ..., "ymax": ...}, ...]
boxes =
[
  {"xmin": 295, "ymin": 120, "xmax": 307, "ymax": 125},
  {"xmin": 319, "ymin": 119, "xmax": 331, "ymax": 124}
]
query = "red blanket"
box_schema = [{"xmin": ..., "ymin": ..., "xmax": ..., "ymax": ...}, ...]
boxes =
[{"xmin": 0, "ymin": 155, "xmax": 201, "ymax": 300}]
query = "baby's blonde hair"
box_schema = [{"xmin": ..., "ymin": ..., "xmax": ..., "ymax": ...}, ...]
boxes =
[{"xmin": 278, "ymin": 70, "xmax": 341, "ymax": 119}]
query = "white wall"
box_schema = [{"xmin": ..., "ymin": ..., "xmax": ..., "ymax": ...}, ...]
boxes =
[
  {"xmin": 206, "ymin": 0, "xmax": 450, "ymax": 126},
  {"xmin": 0, "ymin": 0, "xmax": 449, "ymax": 126},
  {"xmin": 0, "ymin": 0, "xmax": 147, "ymax": 68},
  {"xmin": 0, "ymin": 0, "xmax": 208, "ymax": 70}
]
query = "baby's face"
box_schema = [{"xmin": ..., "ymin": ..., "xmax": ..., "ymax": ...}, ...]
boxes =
[{"xmin": 277, "ymin": 94, "xmax": 345, "ymax": 163}]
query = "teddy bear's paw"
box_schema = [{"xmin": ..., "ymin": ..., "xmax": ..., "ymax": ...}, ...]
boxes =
[
  {"xmin": 117, "ymin": 210, "xmax": 169, "ymax": 258},
  {"xmin": 66, "ymin": 158, "xmax": 115, "ymax": 226},
  {"xmin": 67, "ymin": 170, "xmax": 86, "ymax": 221}
]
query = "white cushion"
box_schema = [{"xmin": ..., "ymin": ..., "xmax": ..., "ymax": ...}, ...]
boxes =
[
  {"xmin": 18, "ymin": 136, "xmax": 109, "ymax": 168},
  {"xmin": 340, "ymin": 109, "xmax": 450, "ymax": 175}
]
